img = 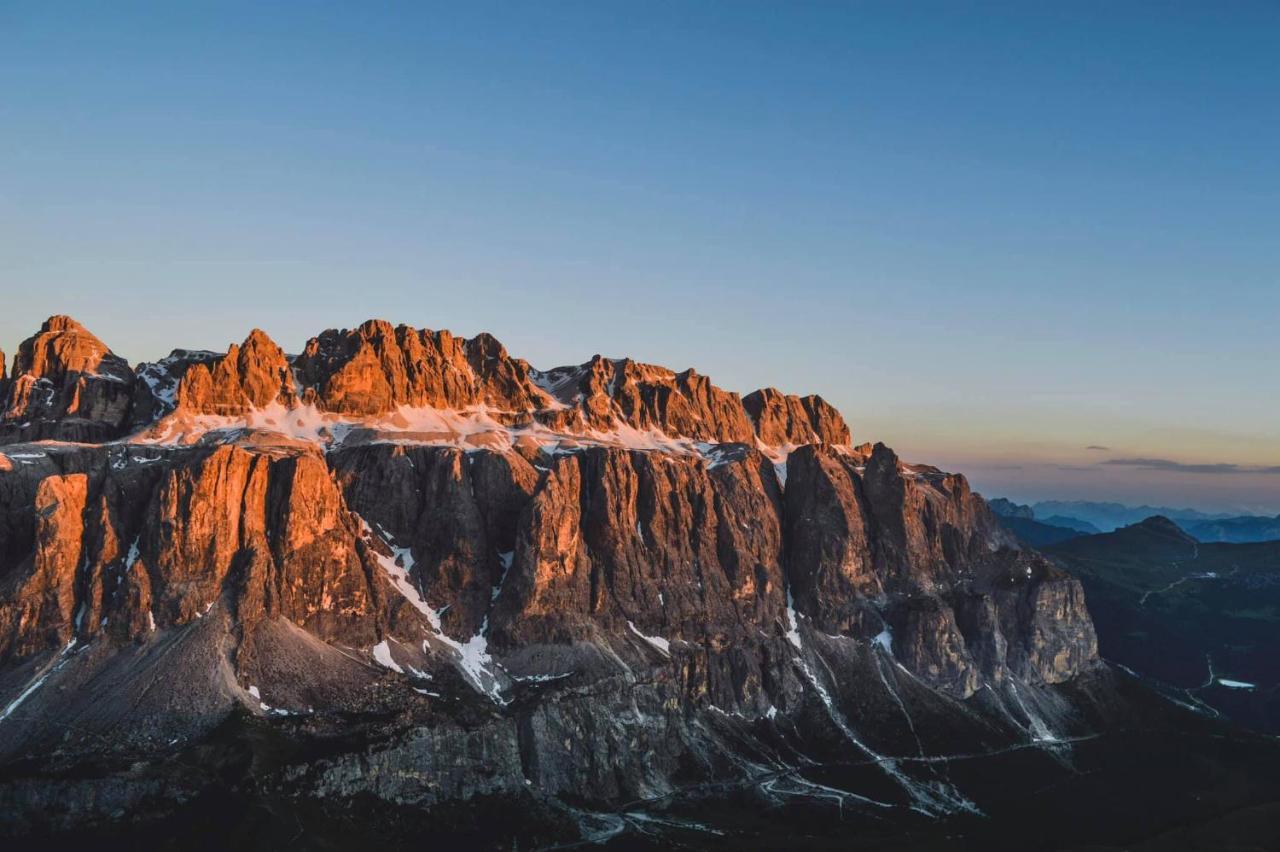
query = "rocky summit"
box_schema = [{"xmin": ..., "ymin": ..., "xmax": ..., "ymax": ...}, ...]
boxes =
[{"xmin": 0, "ymin": 315, "xmax": 1266, "ymax": 850}]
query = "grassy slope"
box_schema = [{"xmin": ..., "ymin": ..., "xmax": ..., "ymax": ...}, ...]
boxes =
[{"xmin": 1045, "ymin": 520, "xmax": 1280, "ymax": 733}]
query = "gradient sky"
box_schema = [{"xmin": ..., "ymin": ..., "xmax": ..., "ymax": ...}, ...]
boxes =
[{"xmin": 2, "ymin": 2, "xmax": 1277, "ymax": 513}]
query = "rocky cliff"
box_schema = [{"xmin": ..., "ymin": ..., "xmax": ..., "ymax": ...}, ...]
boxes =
[
  {"xmin": 0, "ymin": 315, "xmax": 1105, "ymax": 845},
  {"xmin": 0, "ymin": 316, "xmax": 136, "ymax": 443}
]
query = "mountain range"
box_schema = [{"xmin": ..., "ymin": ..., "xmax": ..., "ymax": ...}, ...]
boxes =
[
  {"xmin": 987, "ymin": 499, "xmax": 1096, "ymax": 548},
  {"xmin": 995, "ymin": 499, "xmax": 1280, "ymax": 545},
  {"xmin": 1030, "ymin": 500, "xmax": 1254, "ymax": 534},
  {"xmin": 1179, "ymin": 514, "xmax": 1280, "ymax": 544},
  {"xmin": 1, "ymin": 316, "xmax": 1277, "ymax": 849}
]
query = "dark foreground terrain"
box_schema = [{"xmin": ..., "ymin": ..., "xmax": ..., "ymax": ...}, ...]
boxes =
[
  {"xmin": 8, "ymin": 675, "xmax": 1280, "ymax": 851},
  {"xmin": 1047, "ymin": 517, "xmax": 1280, "ymax": 734}
]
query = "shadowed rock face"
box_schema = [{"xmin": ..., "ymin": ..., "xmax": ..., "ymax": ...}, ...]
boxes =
[
  {"xmin": 328, "ymin": 444, "xmax": 539, "ymax": 639},
  {"xmin": 0, "ymin": 316, "xmax": 136, "ymax": 443},
  {"xmin": 0, "ymin": 315, "xmax": 1108, "ymax": 841}
]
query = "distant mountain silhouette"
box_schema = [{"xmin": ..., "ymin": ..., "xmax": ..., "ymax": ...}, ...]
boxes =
[
  {"xmin": 1183, "ymin": 514, "xmax": 1280, "ymax": 544},
  {"xmin": 987, "ymin": 498, "xmax": 1097, "ymax": 546},
  {"xmin": 1033, "ymin": 500, "xmax": 1243, "ymax": 532},
  {"xmin": 1039, "ymin": 515, "xmax": 1101, "ymax": 534},
  {"xmin": 996, "ymin": 515, "xmax": 1086, "ymax": 547}
]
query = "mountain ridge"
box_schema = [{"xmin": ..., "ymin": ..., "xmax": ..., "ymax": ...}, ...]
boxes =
[
  {"xmin": 0, "ymin": 314, "xmax": 1270, "ymax": 848},
  {"xmin": 2, "ymin": 316, "xmax": 849, "ymax": 455}
]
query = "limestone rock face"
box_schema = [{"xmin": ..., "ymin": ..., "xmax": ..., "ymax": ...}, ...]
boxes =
[
  {"xmin": 566, "ymin": 357, "xmax": 757, "ymax": 442},
  {"xmin": 329, "ymin": 443, "xmax": 539, "ymax": 638},
  {"xmin": 862, "ymin": 443, "xmax": 1012, "ymax": 588},
  {"xmin": 534, "ymin": 357, "xmax": 855, "ymax": 447},
  {"xmin": 173, "ymin": 329, "xmax": 297, "ymax": 415},
  {"xmin": 489, "ymin": 445, "xmax": 793, "ymax": 711},
  {"xmin": 0, "ymin": 316, "xmax": 136, "ymax": 443},
  {"xmin": 0, "ymin": 315, "xmax": 855, "ymax": 453},
  {"xmin": 494, "ymin": 447, "xmax": 786, "ymax": 643},
  {"xmin": 0, "ymin": 443, "xmax": 388, "ymax": 662},
  {"xmin": 0, "ymin": 474, "xmax": 87, "ymax": 658},
  {"xmin": 744, "ymin": 386, "xmax": 851, "ymax": 445},
  {"xmin": 782, "ymin": 444, "xmax": 879, "ymax": 634},
  {"xmin": 294, "ymin": 320, "xmax": 548, "ymax": 415},
  {"xmin": 778, "ymin": 441, "xmax": 1092, "ymax": 699}
]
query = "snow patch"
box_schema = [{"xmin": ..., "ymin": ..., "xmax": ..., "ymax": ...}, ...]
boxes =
[
  {"xmin": 784, "ymin": 588, "xmax": 803, "ymax": 650},
  {"xmin": 0, "ymin": 639, "xmax": 78, "ymax": 723},
  {"xmin": 362, "ymin": 519, "xmax": 508, "ymax": 703},
  {"xmin": 627, "ymin": 621, "xmax": 671, "ymax": 656},
  {"xmin": 372, "ymin": 640, "xmax": 404, "ymax": 673},
  {"xmin": 1217, "ymin": 678, "xmax": 1256, "ymax": 690},
  {"xmin": 130, "ymin": 397, "xmax": 810, "ymax": 475},
  {"xmin": 1010, "ymin": 681, "xmax": 1059, "ymax": 743}
]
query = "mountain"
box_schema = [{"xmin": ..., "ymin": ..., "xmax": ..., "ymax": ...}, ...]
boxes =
[
  {"xmin": 1039, "ymin": 515, "xmax": 1101, "ymax": 535},
  {"xmin": 2, "ymin": 316, "xmax": 1278, "ymax": 849},
  {"xmin": 1046, "ymin": 517, "xmax": 1280, "ymax": 734},
  {"xmin": 1182, "ymin": 514, "xmax": 1280, "ymax": 544},
  {"xmin": 987, "ymin": 498, "xmax": 1086, "ymax": 547},
  {"xmin": 997, "ymin": 516, "xmax": 1085, "ymax": 548},
  {"xmin": 987, "ymin": 497, "xmax": 1033, "ymax": 519},
  {"xmin": 1032, "ymin": 500, "xmax": 1242, "ymax": 532}
]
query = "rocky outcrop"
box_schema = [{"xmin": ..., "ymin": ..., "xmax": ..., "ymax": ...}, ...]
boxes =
[
  {"xmin": 0, "ymin": 316, "xmax": 136, "ymax": 443},
  {"xmin": 0, "ymin": 315, "xmax": 855, "ymax": 455},
  {"xmin": 0, "ymin": 474, "xmax": 88, "ymax": 658},
  {"xmin": 492, "ymin": 447, "xmax": 787, "ymax": 655},
  {"xmin": 0, "ymin": 443, "xmax": 397, "ymax": 663},
  {"xmin": 778, "ymin": 441, "xmax": 1092, "ymax": 699},
  {"xmin": 534, "ymin": 358, "xmax": 854, "ymax": 447},
  {"xmin": 329, "ymin": 444, "xmax": 539, "ymax": 638},
  {"xmin": 555, "ymin": 357, "xmax": 757, "ymax": 442},
  {"xmin": 744, "ymin": 386, "xmax": 851, "ymax": 445},
  {"xmin": 294, "ymin": 320, "xmax": 548, "ymax": 416},
  {"xmin": 173, "ymin": 329, "xmax": 297, "ymax": 415}
]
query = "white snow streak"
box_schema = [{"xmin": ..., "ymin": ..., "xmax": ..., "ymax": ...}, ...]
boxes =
[
  {"xmin": 626, "ymin": 621, "xmax": 671, "ymax": 656},
  {"xmin": 372, "ymin": 640, "xmax": 404, "ymax": 673},
  {"xmin": 363, "ymin": 520, "xmax": 507, "ymax": 704}
]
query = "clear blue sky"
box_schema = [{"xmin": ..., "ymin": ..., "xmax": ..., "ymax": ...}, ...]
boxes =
[{"xmin": 2, "ymin": 2, "xmax": 1277, "ymax": 512}]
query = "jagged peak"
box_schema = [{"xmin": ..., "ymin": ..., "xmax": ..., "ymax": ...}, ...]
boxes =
[
  {"xmin": 41, "ymin": 314, "xmax": 90, "ymax": 334},
  {"xmin": 869, "ymin": 441, "xmax": 897, "ymax": 464},
  {"xmin": 10, "ymin": 314, "xmax": 126, "ymax": 380},
  {"xmin": 171, "ymin": 326, "xmax": 296, "ymax": 415},
  {"xmin": 241, "ymin": 327, "xmax": 280, "ymax": 349},
  {"xmin": 0, "ymin": 317, "xmax": 135, "ymax": 443},
  {"xmin": 7, "ymin": 315, "xmax": 854, "ymax": 457},
  {"xmin": 743, "ymin": 387, "xmax": 850, "ymax": 446}
]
